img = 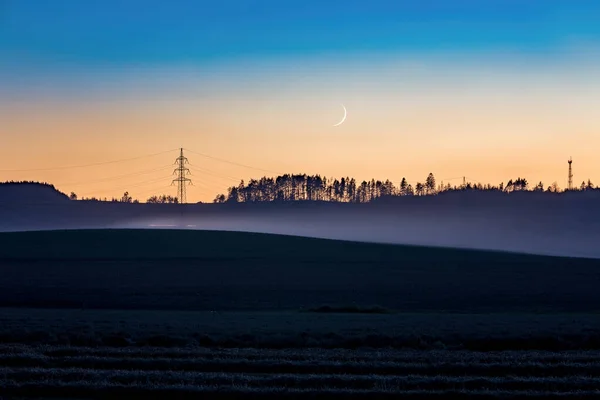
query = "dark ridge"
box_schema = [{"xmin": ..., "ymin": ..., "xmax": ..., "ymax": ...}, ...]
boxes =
[
  {"xmin": 0, "ymin": 181, "xmax": 69, "ymax": 204},
  {"xmin": 0, "ymin": 228, "xmax": 590, "ymax": 260}
]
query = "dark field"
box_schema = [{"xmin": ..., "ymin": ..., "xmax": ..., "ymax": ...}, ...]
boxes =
[
  {"xmin": 4, "ymin": 343, "xmax": 600, "ymax": 399},
  {"xmin": 1, "ymin": 229, "xmax": 599, "ymax": 313},
  {"xmin": 1, "ymin": 229, "xmax": 600, "ymax": 398}
]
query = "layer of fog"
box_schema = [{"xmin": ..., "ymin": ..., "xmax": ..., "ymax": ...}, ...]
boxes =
[{"xmin": 2, "ymin": 191, "xmax": 600, "ymax": 259}]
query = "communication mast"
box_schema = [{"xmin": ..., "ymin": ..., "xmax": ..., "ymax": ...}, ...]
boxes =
[
  {"xmin": 568, "ymin": 157, "xmax": 573, "ymax": 191},
  {"xmin": 172, "ymin": 148, "xmax": 192, "ymax": 204}
]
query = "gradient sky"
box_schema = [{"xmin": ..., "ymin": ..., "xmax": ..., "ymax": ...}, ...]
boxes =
[{"xmin": 1, "ymin": 0, "xmax": 600, "ymax": 202}]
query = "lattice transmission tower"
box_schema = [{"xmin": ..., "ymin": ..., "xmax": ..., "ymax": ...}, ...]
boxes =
[
  {"xmin": 568, "ymin": 157, "xmax": 573, "ymax": 191},
  {"xmin": 172, "ymin": 148, "xmax": 192, "ymax": 204}
]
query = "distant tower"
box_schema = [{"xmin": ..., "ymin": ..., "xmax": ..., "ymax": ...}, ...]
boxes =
[
  {"xmin": 568, "ymin": 157, "xmax": 573, "ymax": 191},
  {"xmin": 172, "ymin": 148, "xmax": 192, "ymax": 204}
]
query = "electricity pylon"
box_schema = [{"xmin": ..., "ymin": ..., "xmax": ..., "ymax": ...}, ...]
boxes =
[{"xmin": 172, "ymin": 148, "xmax": 192, "ymax": 204}]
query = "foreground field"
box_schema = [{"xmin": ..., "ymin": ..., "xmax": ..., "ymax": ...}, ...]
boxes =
[
  {"xmin": 0, "ymin": 229, "xmax": 599, "ymax": 313},
  {"xmin": 1, "ymin": 229, "xmax": 600, "ymax": 398},
  {"xmin": 1, "ymin": 308, "xmax": 600, "ymax": 351},
  {"xmin": 3, "ymin": 343, "xmax": 600, "ymax": 399},
  {"xmin": 1, "ymin": 308, "xmax": 600, "ymax": 398}
]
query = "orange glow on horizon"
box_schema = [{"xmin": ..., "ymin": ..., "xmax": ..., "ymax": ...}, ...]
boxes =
[{"xmin": 2, "ymin": 53, "xmax": 600, "ymax": 202}]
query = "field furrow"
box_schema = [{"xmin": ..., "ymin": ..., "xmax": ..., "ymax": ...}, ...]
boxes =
[
  {"xmin": 3, "ymin": 380, "xmax": 600, "ymax": 399},
  {"xmin": 3, "ymin": 354, "xmax": 600, "ymax": 378},
  {"xmin": 2, "ymin": 346, "xmax": 600, "ymax": 398}
]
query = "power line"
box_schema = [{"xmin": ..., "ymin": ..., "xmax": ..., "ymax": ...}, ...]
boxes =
[
  {"xmin": 190, "ymin": 175, "xmax": 235, "ymax": 191},
  {"xmin": 464, "ymin": 176, "xmax": 484, "ymax": 184},
  {"xmin": 122, "ymin": 176, "xmax": 175, "ymax": 190},
  {"xmin": 0, "ymin": 149, "xmax": 179, "ymax": 172},
  {"xmin": 195, "ymin": 178, "xmax": 235, "ymax": 191},
  {"xmin": 193, "ymin": 180, "xmax": 225, "ymax": 192},
  {"xmin": 183, "ymin": 148, "xmax": 282, "ymax": 175},
  {"xmin": 81, "ymin": 175, "xmax": 173, "ymax": 196},
  {"xmin": 133, "ymin": 185, "xmax": 175, "ymax": 199},
  {"xmin": 188, "ymin": 164, "xmax": 241, "ymax": 183},
  {"xmin": 53, "ymin": 165, "xmax": 173, "ymax": 187}
]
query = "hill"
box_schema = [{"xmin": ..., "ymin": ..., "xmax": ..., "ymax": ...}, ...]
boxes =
[
  {"xmin": 0, "ymin": 227, "xmax": 555, "ymax": 260},
  {"xmin": 2, "ymin": 228, "xmax": 600, "ymax": 398},
  {"xmin": 0, "ymin": 181, "xmax": 70, "ymax": 204},
  {"xmin": 1, "ymin": 189, "xmax": 600, "ymax": 258},
  {"xmin": 0, "ymin": 229, "xmax": 599, "ymax": 313}
]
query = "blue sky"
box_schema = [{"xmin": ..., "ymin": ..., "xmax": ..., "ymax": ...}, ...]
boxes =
[
  {"xmin": 2, "ymin": 1, "xmax": 600, "ymax": 201},
  {"xmin": 2, "ymin": 0, "xmax": 600, "ymax": 67}
]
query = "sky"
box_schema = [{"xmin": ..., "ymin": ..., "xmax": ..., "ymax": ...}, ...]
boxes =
[{"xmin": 1, "ymin": 0, "xmax": 600, "ymax": 202}]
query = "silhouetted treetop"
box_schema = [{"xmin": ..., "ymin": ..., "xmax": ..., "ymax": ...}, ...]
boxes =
[
  {"xmin": 147, "ymin": 194, "xmax": 178, "ymax": 204},
  {"xmin": 213, "ymin": 173, "xmax": 597, "ymax": 204}
]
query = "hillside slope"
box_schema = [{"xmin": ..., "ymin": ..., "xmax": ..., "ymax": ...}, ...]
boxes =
[
  {"xmin": 1, "ymin": 189, "xmax": 600, "ymax": 258},
  {"xmin": 0, "ymin": 229, "xmax": 598, "ymax": 313},
  {"xmin": 0, "ymin": 182, "xmax": 69, "ymax": 204}
]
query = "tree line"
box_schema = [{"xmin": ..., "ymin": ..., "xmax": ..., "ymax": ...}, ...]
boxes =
[
  {"xmin": 2, "ymin": 177, "xmax": 597, "ymax": 205},
  {"xmin": 0, "ymin": 181, "xmax": 179, "ymax": 204},
  {"xmin": 212, "ymin": 173, "xmax": 597, "ymax": 203},
  {"xmin": 73, "ymin": 192, "xmax": 179, "ymax": 204}
]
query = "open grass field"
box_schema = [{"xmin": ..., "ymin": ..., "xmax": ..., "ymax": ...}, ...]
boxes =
[{"xmin": 1, "ymin": 229, "xmax": 600, "ymax": 398}]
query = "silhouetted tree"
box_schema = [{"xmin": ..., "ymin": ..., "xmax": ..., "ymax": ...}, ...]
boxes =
[
  {"xmin": 547, "ymin": 182, "xmax": 560, "ymax": 193},
  {"xmin": 399, "ymin": 177, "xmax": 408, "ymax": 195},
  {"xmin": 415, "ymin": 182, "xmax": 425, "ymax": 196},
  {"xmin": 147, "ymin": 194, "xmax": 178, "ymax": 204},
  {"xmin": 120, "ymin": 191, "xmax": 132, "ymax": 203},
  {"xmin": 515, "ymin": 178, "xmax": 528, "ymax": 191},
  {"xmin": 348, "ymin": 178, "xmax": 357, "ymax": 202},
  {"xmin": 381, "ymin": 179, "xmax": 394, "ymax": 197},
  {"xmin": 69, "ymin": 192, "xmax": 78, "ymax": 200},
  {"xmin": 211, "ymin": 170, "xmax": 592, "ymax": 203},
  {"xmin": 425, "ymin": 173, "xmax": 436, "ymax": 195},
  {"xmin": 227, "ymin": 185, "xmax": 240, "ymax": 203}
]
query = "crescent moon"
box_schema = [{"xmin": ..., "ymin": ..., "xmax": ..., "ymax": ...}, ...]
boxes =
[{"xmin": 333, "ymin": 104, "xmax": 347, "ymax": 127}]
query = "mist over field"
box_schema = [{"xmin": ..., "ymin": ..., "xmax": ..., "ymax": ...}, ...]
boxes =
[{"xmin": 2, "ymin": 186, "xmax": 600, "ymax": 259}]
